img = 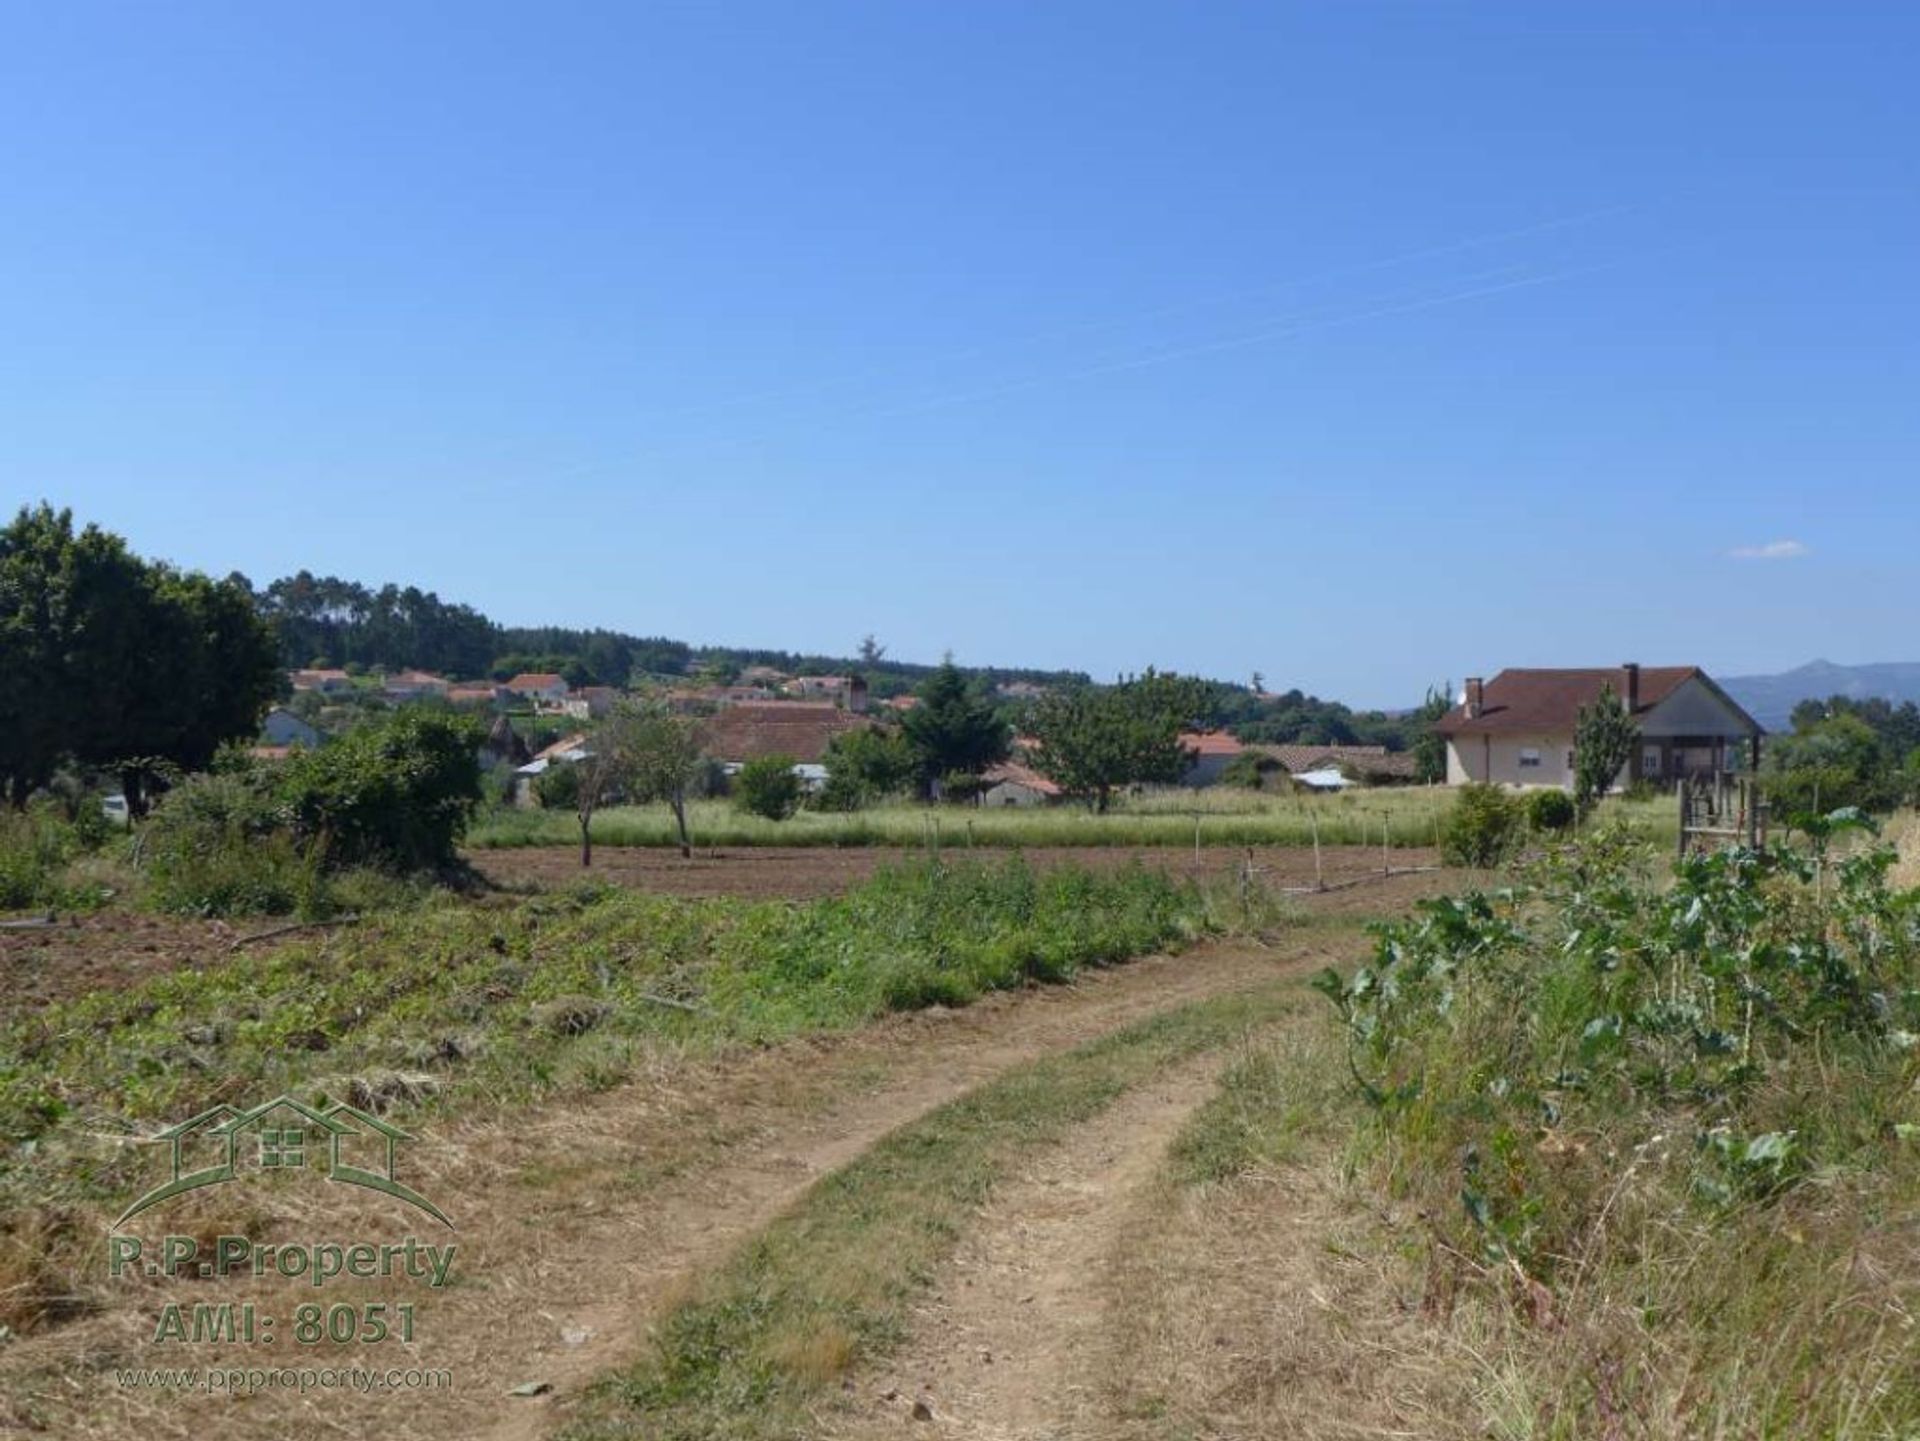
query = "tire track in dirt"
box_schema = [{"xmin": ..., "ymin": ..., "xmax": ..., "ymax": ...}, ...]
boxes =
[
  {"xmin": 3, "ymin": 930, "xmax": 1342, "ymax": 1441},
  {"xmin": 826, "ymin": 1055, "xmax": 1229, "ymax": 1441}
]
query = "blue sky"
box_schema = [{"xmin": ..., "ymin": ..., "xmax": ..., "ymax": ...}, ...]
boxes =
[{"xmin": 3, "ymin": 3, "xmax": 1915, "ymax": 707}]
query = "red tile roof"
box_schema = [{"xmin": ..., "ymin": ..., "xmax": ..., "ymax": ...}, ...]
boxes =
[
  {"xmin": 698, "ymin": 703, "xmax": 872, "ymax": 764},
  {"xmin": 982, "ymin": 760, "xmax": 1062, "ymax": 796},
  {"xmin": 1250, "ymin": 743, "xmax": 1416, "ymax": 778},
  {"xmin": 1433, "ymin": 667, "xmax": 1757, "ymax": 737},
  {"xmin": 1179, "ymin": 730, "xmax": 1245, "ymax": 757},
  {"xmin": 506, "ymin": 672, "xmax": 566, "ymax": 690}
]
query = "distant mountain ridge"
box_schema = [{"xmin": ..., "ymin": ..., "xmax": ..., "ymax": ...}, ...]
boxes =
[{"xmin": 1719, "ymin": 660, "xmax": 1920, "ymax": 732}]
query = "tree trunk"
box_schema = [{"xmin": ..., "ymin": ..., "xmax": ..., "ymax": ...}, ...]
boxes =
[
  {"xmin": 579, "ymin": 811, "xmax": 593, "ymax": 867},
  {"xmin": 670, "ymin": 791, "xmax": 691, "ymax": 859},
  {"xmin": 121, "ymin": 769, "xmax": 148, "ymax": 821}
]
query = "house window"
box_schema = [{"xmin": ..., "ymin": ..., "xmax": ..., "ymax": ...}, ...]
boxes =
[
  {"xmin": 1518, "ymin": 747, "xmax": 1542, "ymax": 769},
  {"xmin": 260, "ymin": 1127, "xmax": 306, "ymax": 1169},
  {"xmin": 1643, "ymin": 747, "xmax": 1662, "ymax": 776}
]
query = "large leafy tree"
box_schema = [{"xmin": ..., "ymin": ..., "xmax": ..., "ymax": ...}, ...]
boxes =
[
  {"xmin": 0, "ymin": 505, "xmax": 279, "ymax": 813},
  {"xmin": 900, "ymin": 659, "xmax": 1010, "ymax": 790},
  {"xmin": 1573, "ymin": 683, "xmax": 1639, "ymax": 815},
  {"xmin": 1029, "ymin": 670, "xmax": 1210, "ymax": 813}
]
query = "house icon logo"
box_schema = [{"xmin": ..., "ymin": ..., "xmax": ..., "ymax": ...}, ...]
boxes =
[{"xmin": 114, "ymin": 1094, "xmax": 453, "ymax": 1230}]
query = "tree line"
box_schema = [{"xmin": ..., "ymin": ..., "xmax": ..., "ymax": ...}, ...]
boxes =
[{"xmin": 1, "ymin": 505, "xmax": 279, "ymax": 814}]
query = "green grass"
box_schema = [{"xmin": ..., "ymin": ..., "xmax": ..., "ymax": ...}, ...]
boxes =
[
  {"xmin": 0, "ymin": 857, "xmax": 1207, "ymax": 1215},
  {"xmin": 562, "ymin": 985, "xmax": 1300, "ymax": 1441},
  {"xmin": 469, "ymin": 788, "xmax": 1679, "ymax": 853},
  {"xmin": 1168, "ymin": 1019, "xmax": 1352, "ymax": 1184}
]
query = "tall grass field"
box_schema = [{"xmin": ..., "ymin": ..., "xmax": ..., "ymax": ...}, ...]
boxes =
[{"xmin": 469, "ymin": 787, "xmax": 1680, "ymax": 852}]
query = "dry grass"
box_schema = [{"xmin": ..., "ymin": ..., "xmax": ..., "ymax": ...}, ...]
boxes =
[{"xmin": 1093, "ymin": 1024, "xmax": 1486, "ymax": 1440}]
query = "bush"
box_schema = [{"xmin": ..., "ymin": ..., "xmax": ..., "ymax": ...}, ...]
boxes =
[
  {"xmin": 0, "ymin": 805, "xmax": 92, "ymax": 911},
  {"xmin": 1438, "ymin": 783, "xmax": 1521, "ymax": 867},
  {"xmin": 733, "ymin": 755, "xmax": 801, "ymax": 821},
  {"xmin": 276, "ymin": 710, "xmax": 484, "ymax": 872},
  {"xmin": 142, "ymin": 772, "xmax": 317, "ymax": 917},
  {"xmin": 534, "ymin": 761, "xmax": 581, "ymax": 811},
  {"xmin": 1525, "ymin": 787, "xmax": 1575, "ymax": 833}
]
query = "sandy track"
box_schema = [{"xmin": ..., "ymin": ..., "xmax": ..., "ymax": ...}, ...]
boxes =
[
  {"xmin": 4, "ymin": 918, "xmax": 1371, "ymax": 1441},
  {"xmin": 829, "ymin": 1056, "xmax": 1227, "ymax": 1440}
]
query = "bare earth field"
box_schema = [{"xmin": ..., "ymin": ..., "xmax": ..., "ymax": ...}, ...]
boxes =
[{"xmin": 468, "ymin": 841, "xmax": 1439, "ymax": 901}]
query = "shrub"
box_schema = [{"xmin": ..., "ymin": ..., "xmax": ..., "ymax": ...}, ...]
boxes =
[
  {"xmin": 1220, "ymin": 751, "xmax": 1281, "ymax": 790},
  {"xmin": 0, "ymin": 806, "xmax": 86, "ymax": 910},
  {"xmin": 276, "ymin": 709, "xmax": 484, "ymax": 872},
  {"xmin": 534, "ymin": 761, "xmax": 581, "ymax": 811},
  {"xmin": 1525, "ymin": 787, "xmax": 1575, "ymax": 833},
  {"xmin": 142, "ymin": 772, "xmax": 316, "ymax": 917},
  {"xmin": 1438, "ymin": 783, "xmax": 1521, "ymax": 866},
  {"xmin": 733, "ymin": 755, "xmax": 801, "ymax": 821}
]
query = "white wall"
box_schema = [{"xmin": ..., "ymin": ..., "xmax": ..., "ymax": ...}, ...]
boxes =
[{"xmin": 1446, "ymin": 733, "xmax": 1577, "ymax": 788}]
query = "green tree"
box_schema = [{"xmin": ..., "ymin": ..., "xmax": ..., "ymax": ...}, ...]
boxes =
[
  {"xmin": 1409, "ymin": 682, "xmax": 1452, "ymax": 784},
  {"xmin": 0, "ymin": 505, "xmax": 278, "ymax": 814},
  {"xmin": 1765, "ymin": 712, "xmax": 1897, "ymax": 818},
  {"xmin": 820, "ymin": 728, "xmax": 919, "ymax": 808},
  {"xmin": 900, "ymin": 660, "xmax": 1010, "ymax": 791},
  {"xmin": 1028, "ymin": 670, "xmax": 1210, "ymax": 813},
  {"xmin": 1573, "ymin": 683, "xmax": 1639, "ymax": 815},
  {"xmin": 623, "ymin": 705, "xmax": 704, "ymax": 858},
  {"xmin": 734, "ymin": 754, "xmax": 802, "ymax": 820}
]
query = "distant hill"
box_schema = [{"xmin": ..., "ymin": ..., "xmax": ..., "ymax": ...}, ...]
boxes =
[{"xmin": 1719, "ymin": 660, "xmax": 1920, "ymax": 732}]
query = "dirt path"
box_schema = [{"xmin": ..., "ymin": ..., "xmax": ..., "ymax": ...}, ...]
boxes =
[
  {"xmin": 3, "ymin": 907, "xmax": 1395, "ymax": 1441},
  {"xmin": 830, "ymin": 1055, "xmax": 1228, "ymax": 1439}
]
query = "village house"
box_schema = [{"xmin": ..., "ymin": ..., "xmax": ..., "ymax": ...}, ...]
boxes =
[
  {"xmin": 504, "ymin": 672, "xmax": 570, "ymax": 705},
  {"xmin": 510, "ymin": 732, "xmax": 592, "ymax": 807},
  {"xmin": 782, "ymin": 675, "xmax": 869, "ymax": 712},
  {"xmin": 288, "ymin": 667, "xmax": 351, "ymax": 693},
  {"xmin": 560, "ymin": 685, "xmax": 620, "ymax": 720},
  {"xmin": 1251, "ymin": 743, "xmax": 1419, "ymax": 788},
  {"xmin": 446, "ymin": 683, "xmax": 509, "ymax": 707},
  {"xmin": 698, "ymin": 701, "xmax": 871, "ymax": 772},
  {"xmin": 258, "ymin": 707, "xmax": 322, "ymax": 749},
  {"xmin": 979, "ymin": 760, "xmax": 1063, "ymax": 807},
  {"xmin": 1434, "ymin": 663, "xmax": 1763, "ymax": 790},
  {"xmin": 381, "ymin": 668, "xmax": 449, "ymax": 699},
  {"xmin": 1178, "ymin": 730, "xmax": 1245, "ymax": 786}
]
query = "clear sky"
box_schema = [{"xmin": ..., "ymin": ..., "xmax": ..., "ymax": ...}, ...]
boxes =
[{"xmin": 3, "ymin": 3, "xmax": 1915, "ymax": 707}]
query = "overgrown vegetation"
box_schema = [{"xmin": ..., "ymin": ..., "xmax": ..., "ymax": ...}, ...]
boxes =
[
  {"xmin": 1312, "ymin": 821, "xmax": 1920, "ymax": 1437},
  {"xmin": 1438, "ymin": 783, "xmax": 1521, "ymax": 866},
  {"xmin": 0, "ymin": 858, "xmax": 1208, "ymax": 1222}
]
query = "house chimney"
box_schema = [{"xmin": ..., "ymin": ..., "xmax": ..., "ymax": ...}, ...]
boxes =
[
  {"xmin": 1464, "ymin": 677, "xmax": 1484, "ymax": 719},
  {"xmin": 1622, "ymin": 662, "xmax": 1640, "ymax": 714}
]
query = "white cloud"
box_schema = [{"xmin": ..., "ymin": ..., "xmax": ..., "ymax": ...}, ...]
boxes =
[{"xmin": 1728, "ymin": 539, "xmax": 1809, "ymax": 561}]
